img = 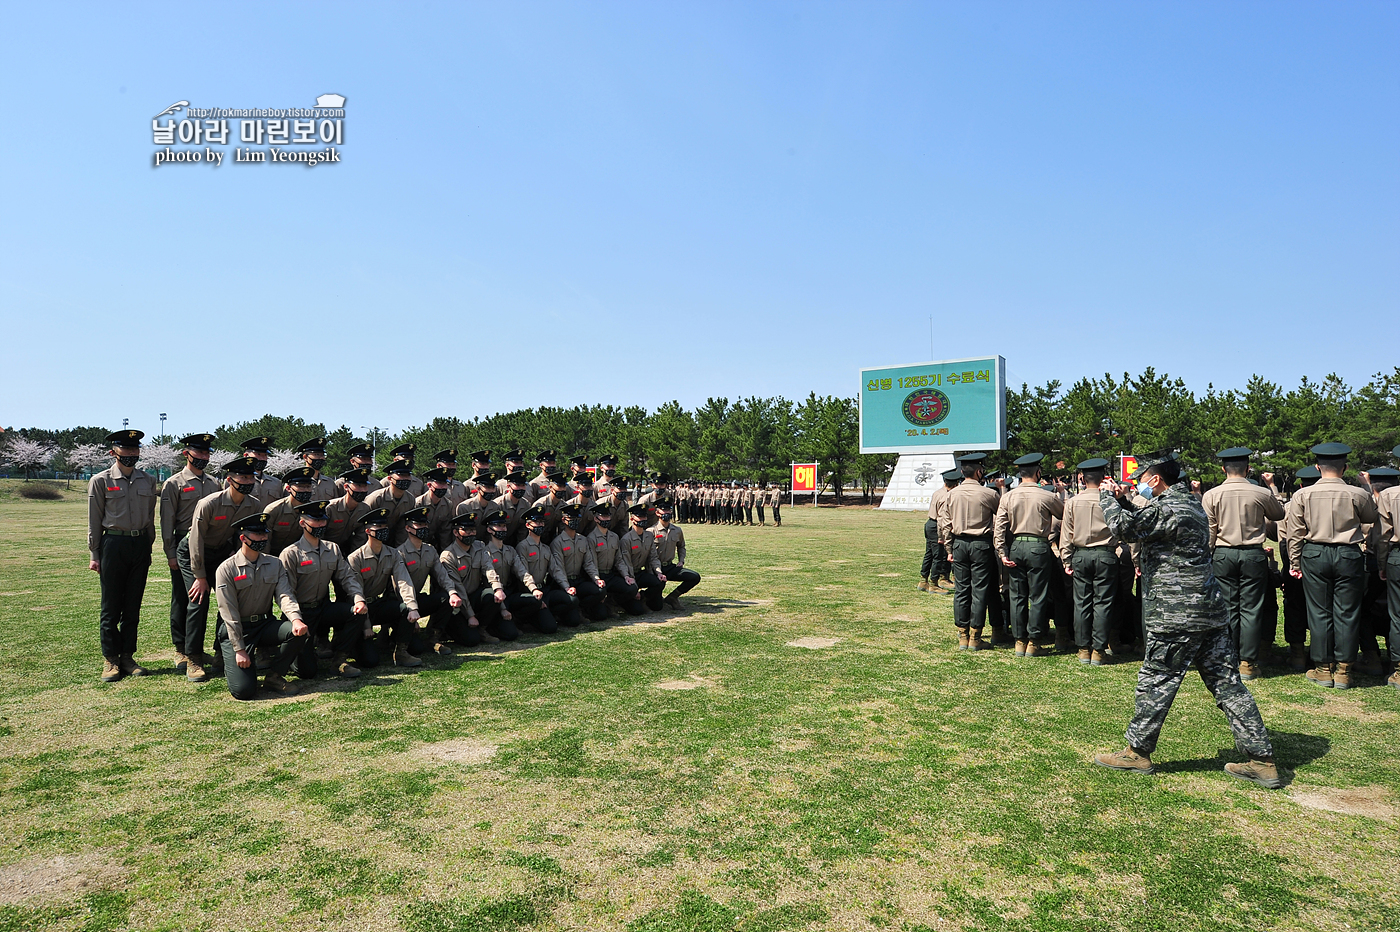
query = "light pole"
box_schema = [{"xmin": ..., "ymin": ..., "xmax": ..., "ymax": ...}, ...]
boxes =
[
  {"xmin": 160, "ymin": 413, "xmax": 167, "ymax": 442},
  {"xmin": 360, "ymin": 425, "xmax": 381, "ymax": 471}
]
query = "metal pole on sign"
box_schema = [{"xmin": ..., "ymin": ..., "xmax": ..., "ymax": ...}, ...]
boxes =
[
  {"xmin": 813, "ymin": 461, "xmax": 819, "ymax": 506},
  {"xmin": 790, "ymin": 463, "xmax": 794, "ymax": 508}
]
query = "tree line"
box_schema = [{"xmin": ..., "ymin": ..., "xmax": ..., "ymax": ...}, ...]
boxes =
[{"xmin": 5, "ymin": 367, "xmax": 1397, "ymax": 497}]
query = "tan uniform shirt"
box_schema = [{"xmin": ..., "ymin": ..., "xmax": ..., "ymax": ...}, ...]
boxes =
[
  {"xmin": 443, "ymin": 478, "xmax": 469, "ymax": 511},
  {"xmin": 323, "ymin": 494, "xmax": 370, "ymax": 552},
  {"xmin": 278, "ymin": 536, "xmax": 364, "ymax": 608},
  {"xmin": 310, "ymin": 474, "xmax": 337, "ymax": 503},
  {"xmin": 87, "ymin": 463, "xmax": 158, "ymax": 560},
  {"xmin": 158, "ymin": 466, "xmax": 218, "ymax": 558},
  {"xmin": 993, "ymin": 484, "xmax": 1064, "ymax": 560},
  {"xmin": 649, "ymin": 522, "xmax": 686, "ymax": 565},
  {"xmin": 414, "ymin": 489, "xmax": 456, "ymax": 552},
  {"xmin": 925, "ymin": 483, "xmax": 951, "ymax": 521},
  {"xmin": 214, "ymin": 549, "xmax": 301, "ymax": 651},
  {"xmin": 263, "ymin": 495, "xmax": 307, "ymax": 557},
  {"xmin": 254, "ymin": 473, "xmax": 284, "ymax": 506},
  {"xmin": 439, "ymin": 539, "xmax": 488, "ymax": 605},
  {"xmin": 397, "ymin": 538, "xmax": 453, "ymax": 595},
  {"xmin": 506, "ymin": 538, "xmax": 547, "ymax": 593},
  {"xmin": 586, "ymin": 525, "xmax": 628, "ymax": 576},
  {"xmin": 491, "ymin": 492, "xmax": 533, "ymax": 543},
  {"xmin": 550, "ymin": 530, "xmax": 600, "ymax": 585},
  {"xmin": 1059, "ymin": 487, "xmax": 1118, "ymax": 569},
  {"xmin": 365, "ymin": 484, "xmax": 418, "ymax": 544},
  {"xmin": 1283, "ymin": 477, "xmax": 1380, "ymax": 567},
  {"xmin": 345, "ymin": 541, "xmax": 419, "ymax": 610},
  {"xmin": 566, "ymin": 494, "xmax": 600, "ymax": 534},
  {"xmin": 187, "ymin": 488, "xmax": 264, "ymax": 578},
  {"xmin": 528, "ymin": 492, "xmax": 570, "ymax": 543},
  {"xmin": 1376, "ymin": 485, "xmax": 1400, "ymax": 565},
  {"xmin": 1201, "ymin": 477, "xmax": 1286, "ymax": 548},
  {"xmin": 940, "ymin": 478, "xmax": 999, "ymax": 539},
  {"xmin": 620, "ymin": 526, "xmax": 663, "ymax": 574}
]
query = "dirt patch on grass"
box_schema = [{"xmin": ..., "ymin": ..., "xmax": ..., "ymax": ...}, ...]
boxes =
[
  {"xmin": 1291, "ymin": 786, "xmax": 1398, "ymax": 821},
  {"xmin": 0, "ymin": 851, "xmax": 126, "ymax": 905},
  {"xmin": 654, "ymin": 675, "xmax": 717, "ymax": 691},
  {"xmin": 786, "ymin": 637, "xmax": 842, "ymax": 650},
  {"xmin": 416, "ymin": 739, "xmax": 499, "ymax": 765},
  {"xmin": 877, "ymin": 572, "xmax": 902, "ymax": 577}
]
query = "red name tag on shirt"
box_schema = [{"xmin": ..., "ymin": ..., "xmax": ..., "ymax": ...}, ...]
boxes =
[
  {"xmin": 300, "ymin": 559, "xmax": 314, "ymax": 566},
  {"xmin": 213, "ymin": 515, "xmax": 227, "ymax": 521},
  {"xmin": 235, "ymin": 574, "xmax": 248, "ymax": 581},
  {"xmin": 182, "ymin": 486, "xmax": 196, "ymax": 492},
  {"xmin": 276, "ymin": 521, "xmax": 290, "ymax": 526},
  {"xmin": 596, "ymin": 540, "xmax": 604, "ymax": 547},
  {"xmin": 458, "ymin": 565, "xmax": 468, "ymax": 572},
  {"xmin": 528, "ymin": 550, "xmax": 537, "ymax": 557},
  {"xmin": 631, "ymin": 544, "xmax": 639, "ymax": 550},
  {"xmin": 107, "ymin": 486, "xmax": 121, "ymax": 492},
  {"xmin": 562, "ymin": 545, "xmax": 571, "ymax": 552},
  {"xmin": 406, "ymin": 559, "xmax": 417, "ymax": 567},
  {"xmin": 360, "ymin": 567, "xmax": 372, "ymax": 574},
  {"xmin": 492, "ymin": 557, "xmax": 499, "ymax": 564},
  {"xmin": 332, "ymin": 518, "xmax": 344, "ymax": 524}
]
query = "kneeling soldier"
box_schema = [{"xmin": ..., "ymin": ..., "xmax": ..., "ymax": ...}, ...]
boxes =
[
  {"xmin": 514, "ymin": 506, "xmax": 568, "ymax": 633},
  {"xmin": 346, "ymin": 509, "xmax": 425, "ymax": 668},
  {"xmin": 215, "ymin": 513, "xmax": 306, "ymax": 698},
  {"xmin": 550, "ymin": 504, "xmax": 606, "ymax": 625},
  {"xmin": 278, "ymin": 500, "xmax": 369, "ymax": 678},
  {"xmin": 439, "ymin": 510, "xmax": 495, "ymax": 646},
  {"xmin": 651, "ymin": 502, "xmax": 700, "ymax": 609},
  {"xmin": 587, "ymin": 501, "xmax": 641, "ymax": 617},
  {"xmin": 397, "ymin": 505, "xmax": 462, "ymax": 656},
  {"xmin": 480, "ymin": 507, "xmax": 548, "ymax": 637},
  {"xmin": 621, "ymin": 504, "xmax": 666, "ymax": 611}
]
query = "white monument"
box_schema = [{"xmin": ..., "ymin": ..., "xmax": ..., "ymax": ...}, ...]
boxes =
[{"xmin": 878, "ymin": 452, "xmax": 957, "ymax": 511}]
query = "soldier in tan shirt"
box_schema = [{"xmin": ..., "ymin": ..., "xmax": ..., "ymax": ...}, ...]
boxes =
[
  {"xmin": 263, "ymin": 467, "xmax": 319, "ymax": 557},
  {"xmin": 995, "ymin": 454, "xmax": 1064, "ymax": 655},
  {"xmin": 919, "ymin": 469, "xmax": 960, "ymax": 591},
  {"xmin": 296, "ymin": 438, "xmax": 337, "ymax": 502},
  {"xmin": 158, "ymin": 434, "xmax": 220, "ymax": 677},
  {"xmin": 1201, "ymin": 448, "xmax": 1287, "ymax": 679},
  {"xmin": 939, "ymin": 454, "xmax": 1001, "ymax": 650},
  {"xmin": 1371, "ymin": 455, "xmax": 1400, "ymax": 691},
  {"xmin": 277, "ymin": 500, "xmax": 368, "ymax": 680},
  {"xmin": 346, "ymin": 508, "xmax": 424, "ymax": 669},
  {"xmin": 1060, "ymin": 458, "xmax": 1119, "ymax": 664},
  {"xmin": 214, "ymin": 512, "xmax": 304, "ymax": 699},
  {"xmin": 87, "ymin": 429, "xmax": 158, "ymax": 681},
  {"xmin": 182, "ymin": 456, "xmax": 264, "ymax": 675},
  {"xmin": 1282, "ymin": 443, "xmax": 1379, "ymax": 688}
]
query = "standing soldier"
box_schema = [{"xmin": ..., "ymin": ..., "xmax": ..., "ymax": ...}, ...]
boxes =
[
  {"xmin": 528, "ymin": 471, "xmax": 573, "ymax": 544},
  {"xmin": 919, "ymin": 469, "xmax": 960, "ymax": 592},
  {"xmin": 1201, "ymin": 448, "xmax": 1286, "ymax": 681},
  {"xmin": 529, "ymin": 451, "xmax": 558, "ymax": 500},
  {"xmin": 637, "ymin": 473, "xmax": 672, "ymax": 523},
  {"xmin": 594, "ymin": 455, "xmax": 619, "ymax": 495},
  {"xmin": 1374, "ymin": 448, "xmax": 1400, "ymax": 692},
  {"xmin": 940, "ymin": 453, "xmax": 1000, "ymax": 651},
  {"xmin": 159, "ymin": 434, "xmax": 219, "ymax": 677},
  {"xmin": 1061, "ymin": 458, "xmax": 1120, "ymax": 666},
  {"xmin": 240, "ymin": 437, "xmax": 284, "ymax": 505},
  {"xmin": 755, "ymin": 483, "xmax": 767, "ymax": 526},
  {"xmin": 467, "ymin": 450, "xmax": 493, "ymax": 487},
  {"xmin": 769, "ymin": 483, "xmax": 783, "ymax": 527},
  {"xmin": 995, "ymin": 453, "xmax": 1064, "ymax": 657},
  {"xmin": 586, "ymin": 500, "xmax": 640, "ymax": 618},
  {"xmin": 278, "ymin": 500, "xmax": 369, "ymax": 678},
  {"xmin": 365, "ymin": 460, "xmax": 419, "ymax": 545},
  {"xmin": 599, "ymin": 476, "xmax": 633, "ymax": 538},
  {"xmin": 567, "ymin": 473, "xmax": 601, "ymax": 535},
  {"xmin": 497, "ymin": 450, "xmax": 530, "ymax": 497},
  {"xmin": 1279, "ymin": 466, "xmax": 1320, "ymax": 670},
  {"xmin": 548, "ymin": 504, "xmax": 606, "ymax": 626},
  {"xmin": 88, "ymin": 428, "xmax": 157, "ymax": 681},
  {"xmin": 1284, "ymin": 443, "xmax": 1379, "ymax": 689},
  {"xmin": 1092, "ymin": 451, "xmax": 1280, "ymax": 788},
  {"xmin": 432, "ymin": 449, "xmax": 469, "ymax": 510},
  {"xmin": 650, "ymin": 501, "xmax": 701, "ymax": 610},
  {"xmin": 215, "ymin": 512, "xmax": 307, "ymax": 698},
  {"xmin": 413, "ymin": 468, "xmax": 456, "ymax": 552},
  {"xmin": 493, "ymin": 471, "xmax": 534, "ymax": 544},
  {"xmin": 566, "ymin": 454, "xmax": 589, "ymax": 489},
  {"xmin": 297, "ymin": 438, "xmax": 337, "ymax": 502},
  {"xmin": 385, "ymin": 443, "xmax": 424, "ymax": 498},
  {"xmin": 337, "ymin": 442, "xmax": 381, "ymax": 493},
  {"xmin": 263, "ymin": 467, "xmax": 319, "ymax": 557},
  {"xmin": 323, "ymin": 468, "xmax": 372, "ymax": 554},
  {"xmin": 180, "ymin": 456, "xmax": 265, "ymax": 683}
]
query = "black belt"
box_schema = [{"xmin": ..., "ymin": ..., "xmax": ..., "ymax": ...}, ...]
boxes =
[
  {"xmin": 1305, "ymin": 541, "xmax": 1360, "ymax": 549},
  {"xmin": 1078, "ymin": 544, "xmax": 1117, "ymax": 551},
  {"xmin": 1215, "ymin": 544, "xmax": 1264, "ymax": 550},
  {"xmin": 104, "ymin": 529, "xmax": 146, "ymax": 537},
  {"xmin": 954, "ymin": 533, "xmax": 991, "ymax": 541},
  {"xmin": 241, "ymin": 612, "xmax": 273, "ymax": 624}
]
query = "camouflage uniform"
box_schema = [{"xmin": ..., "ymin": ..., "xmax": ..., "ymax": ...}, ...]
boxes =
[{"xmin": 1100, "ymin": 482, "xmax": 1273, "ymax": 758}]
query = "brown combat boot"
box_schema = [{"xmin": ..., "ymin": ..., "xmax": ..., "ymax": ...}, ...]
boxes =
[
  {"xmin": 1090, "ymin": 650, "xmax": 1110, "ymax": 667},
  {"xmin": 957, "ymin": 628, "xmax": 970, "ymax": 651},
  {"xmin": 1306, "ymin": 663, "xmax": 1334, "ymax": 687},
  {"xmin": 1014, "ymin": 640, "xmax": 1027, "ymax": 657},
  {"xmin": 1358, "ymin": 650, "xmax": 1383, "ymax": 677},
  {"xmin": 394, "ymin": 646, "xmax": 423, "ymax": 668},
  {"xmin": 1026, "ymin": 642, "xmax": 1048, "ymax": 657},
  {"xmin": 1224, "ymin": 758, "xmax": 1282, "ymax": 789},
  {"xmin": 665, "ymin": 591, "xmax": 683, "ymax": 610},
  {"xmin": 119, "ymin": 654, "xmax": 147, "ymax": 676},
  {"xmin": 263, "ymin": 673, "xmax": 295, "ymax": 694},
  {"xmin": 1094, "ymin": 747, "xmax": 1155, "ymax": 774},
  {"xmin": 917, "ymin": 576, "xmax": 930, "ymax": 592},
  {"xmin": 174, "ymin": 651, "xmax": 188, "ymax": 674},
  {"xmin": 337, "ymin": 661, "xmax": 362, "ymax": 678},
  {"xmin": 1389, "ymin": 670, "xmax": 1400, "ymax": 692},
  {"xmin": 968, "ymin": 628, "xmax": 988, "ymax": 651},
  {"xmin": 185, "ymin": 658, "xmax": 209, "ymax": 683},
  {"xmin": 101, "ymin": 657, "xmax": 122, "ymax": 682},
  {"xmin": 1238, "ymin": 661, "xmax": 1261, "ymax": 681},
  {"xmin": 1289, "ymin": 644, "xmax": 1308, "ymax": 672},
  {"xmin": 1077, "ymin": 648, "xmax": 1092, "ymax": 665},
  {"xmin": 1332, "ymin": 662, "xmax": 1352, "ymax": 690}
]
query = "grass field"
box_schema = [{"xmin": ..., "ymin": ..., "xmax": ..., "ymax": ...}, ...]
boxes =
[{"xmin": 1, "ymin": 480, "xmax": 1398, "ymax": 932}]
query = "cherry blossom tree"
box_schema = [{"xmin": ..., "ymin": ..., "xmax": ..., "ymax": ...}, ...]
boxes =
[
  {"xmin": 3, "ymin": 438, "xmax": 58, "ymax": 480},
  {"xmin": 265, "ymin": 448, "xmax": 303, "ymax": 476},
  {"xmin": 66, "ymin": 442, "xmax": 112, "ymax": 479},
  {"xmin": 139, "ymin": 443, "xmax": 182, "ymax": 479}
]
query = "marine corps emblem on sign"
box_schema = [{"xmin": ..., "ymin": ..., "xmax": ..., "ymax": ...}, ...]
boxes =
[{"xmin": 902, "ymin": 388, "xmax": 950, "ymax": 427}]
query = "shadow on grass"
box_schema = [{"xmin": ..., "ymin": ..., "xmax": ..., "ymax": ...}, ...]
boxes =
[{"xmin": 1153, "ymin": 731, "xmax": 1330, "ymax": 787}]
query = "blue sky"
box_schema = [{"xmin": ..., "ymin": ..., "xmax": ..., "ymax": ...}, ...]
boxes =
[{"xmin": 1, "ymin": 1, "xmax": 1396, "ymax": 438}]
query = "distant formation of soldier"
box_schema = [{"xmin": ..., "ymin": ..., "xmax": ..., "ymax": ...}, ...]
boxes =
[
  {"xmin": 671, "ymin": 481, "xmax": 785, "ymax": 527},
  {"xmin": 87, "ymin": 435, "xmax": 715, "ymax": 697}
]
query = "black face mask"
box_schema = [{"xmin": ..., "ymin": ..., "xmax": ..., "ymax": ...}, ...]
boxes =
[
  {"xmin": 366, "ymin": 527, "xmax": 390, "ymax": 541},
  {"xmin": 441, "ymin": 467, "xmax": 456, "ymax": 477},
  {"xmin": 526, "ymin": 523, "xmax": 544, "ymax": 537},
  {"xmin": 393, "ymin": 479, "xmax": 412, "ymax": 491},
  {"xmin": 231, "ymin": 479, "xmax": 255, "ymax": 495},
  {"xmin": 307, "ymin": 458, "xmax": 326, "ymax": 471},
  {"xmin": 117, "ymin": 454, "xmax": 139, "ymax": 468},
  {"xmin": 189, "ymin": 456, "xmax": 210, "ymax": 470},
  {"xmin": 349, "ymin": 488, "xmax": 368, "ymax": 502},
  {"xmin": 407, "ymin": 525, "xmax": 427, "ymax": 540},
  {"xmin": 509, "ymin": 488, "xmax": 524, "ymax": 498},
  {"xmin": 242, "ymin": 536, "xmax": 267, "ymax": 552},
  {"xmin": 291, "ymin": 489, "xmax": 311, "ymax": 503},
  {"xmin": 304, "ymin": 523, "xmax": 325, "ymax": 538},
  {"xmin": 562, "ymin": 517, "xmax": 580, "ymax": 530},
  {"xmin": 430, "ymin": 486, "xmax": 446, "ymax": 498},
  {"xmin": 489, "ymin": 526, "xmax": 507, "ymax": 540}
]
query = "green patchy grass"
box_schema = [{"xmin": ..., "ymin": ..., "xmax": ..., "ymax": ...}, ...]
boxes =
[{"xmin": 1, "ymin": 482, "xmax": 1398, "ymax": 931}]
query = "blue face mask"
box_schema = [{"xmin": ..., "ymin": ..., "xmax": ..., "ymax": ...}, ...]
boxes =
[{"xmin": 1137, "ymin": 481, "xmax": 1153, "ymax": 499}]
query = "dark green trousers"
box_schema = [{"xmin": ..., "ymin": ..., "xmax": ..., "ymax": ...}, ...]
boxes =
[
  {"xmin": 221, "ymin": 616, "xmax": 305, "ymax": 700},
  {"xmin": 1300, "ymin": 542, "xmax": 1366, "ymax": 665},
  {"xmin": 951, "ymin": 535, "xmax": 996, "ymax": 630},
  {"xmin": 1008, "ymin": 537, "xmax": 1056, "ymax": 642},
  {"xmin": 1387, "ymin": 552, "xmax": 1400, "ymax": 663},
  {"xmin": 1071, "ymin": 547, "xmax": 1118, "ymax": 651},
  {"xmin": 1213, "ymin": 545, "xmax": 1273, "ymax": 664}
]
